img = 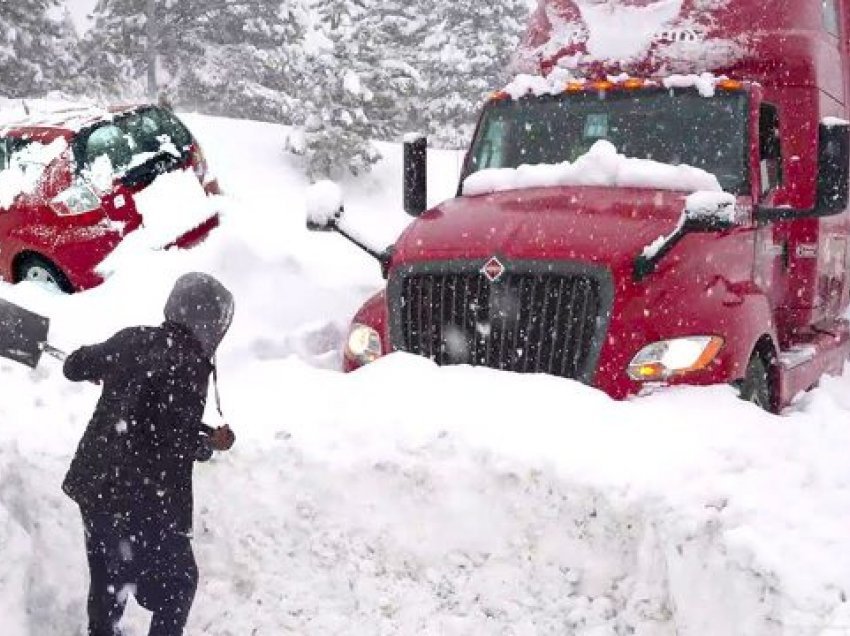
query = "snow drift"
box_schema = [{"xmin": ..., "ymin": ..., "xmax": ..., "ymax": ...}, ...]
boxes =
[{"xmin": 1, "ymin": 113, "xmax": 850, "ymax": 635}]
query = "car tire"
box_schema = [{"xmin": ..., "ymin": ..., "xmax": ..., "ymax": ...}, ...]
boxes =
[
  {"xmin": 15, "ymin": 255, "xmax": 74, "ymax": 294},
  {"xmin": 739, "ymin": 354, "xmax": 773, "ymax": 412}
]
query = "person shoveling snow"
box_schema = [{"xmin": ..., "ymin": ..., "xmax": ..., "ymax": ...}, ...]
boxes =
[{"xmin": 61, "ymin": 272, "xmax": 236, "ymax": 636}]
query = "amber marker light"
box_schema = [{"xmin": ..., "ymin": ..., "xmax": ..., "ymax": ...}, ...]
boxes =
[
  {"xmin": 592, "ymin": 80, "xmax": 615, "ymax": 92},
  {"xmin": 489, "ymin": 91, "xmax": 510, "ymax": 101},
  {"xmin": 622, "ymin": 78, "xmax": 645, "ymax": 90},
  {"xmin": 565, "ymin": 81, "xmax": 585, "ymax": 93},
  {"xmin": 717, "ymin": 79, "xmax": 744, "ymax": 91}
]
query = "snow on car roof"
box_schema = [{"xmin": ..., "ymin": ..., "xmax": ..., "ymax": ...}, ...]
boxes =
[{"xmin": 0, "ymin": 98, "xmax": 142, "ymax": 136}]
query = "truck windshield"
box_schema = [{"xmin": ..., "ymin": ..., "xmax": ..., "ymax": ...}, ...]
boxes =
[{"xmin": 467, "ymin": 89, "xmax": 749, "ymax": 193}]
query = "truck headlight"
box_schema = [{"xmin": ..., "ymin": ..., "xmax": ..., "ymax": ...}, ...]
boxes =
[
  {"xmin": 628, "ymin": 336, "xmax": 724, "ymax": 381},
  {"xmin": 345, "ymin": 324, "xmax": 382, "ymax": 365}
]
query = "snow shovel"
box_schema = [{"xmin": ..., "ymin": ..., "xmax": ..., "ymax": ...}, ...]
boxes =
[
  {"xmin": 0, "ymin": 298, "xmax": 65, "ymax": 369},
  {"xmin": 0, "ymin": 297, "xmax": 224, "ymax": 437}
]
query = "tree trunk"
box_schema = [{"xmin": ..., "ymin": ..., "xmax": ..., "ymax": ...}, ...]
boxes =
[{"xmin": 146, "ymin": 0, "xmax": 158, "ymax": 100}]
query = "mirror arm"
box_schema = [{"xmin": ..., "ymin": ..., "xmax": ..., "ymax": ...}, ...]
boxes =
[
  {"xmin": 754, "ymin": 204, "xmax": 844, "ymax": 224},
  {"xmin": 330, "ymin": 221, "xmax": 394, "ymax": 277},
  {"xmin": 633, "ymin": 226, "xmax": 687, "ymax": 282}
]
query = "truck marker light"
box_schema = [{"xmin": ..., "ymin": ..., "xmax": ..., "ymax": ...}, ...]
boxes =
[
  {"xmin": 592, "ymin": 80, "xmax": 615, "ymax": 92},
  {"xmin": 488, "ymin": 91, "xmax": 510, "ymax": 102},
  {"xmin": 565, "ymin": 82, "xmax": 585, "ymax": 93},
  {"xmin": 622, "ymin": 78, "xmax": 645, "ymax": 90},
  {"xmin": 482, "ymin": 256, "xmax": 506, "ymax": 283},
  {"xmin": 717, "ymin": 79, "xmax": 743, "ymax": 91}
]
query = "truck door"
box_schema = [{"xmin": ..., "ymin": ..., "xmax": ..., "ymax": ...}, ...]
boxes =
[{"xmin": 753, "ymin": 102, "xmax": 788, "ymax": 313}]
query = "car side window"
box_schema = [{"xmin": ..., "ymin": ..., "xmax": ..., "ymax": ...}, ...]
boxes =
[
  {"xmin": 0, "ymin": 138, "xmax": 7, "ymax": 171},
  {"xmin": 759, "ymin": 102, "xmax": 783, "ymax": 196}
]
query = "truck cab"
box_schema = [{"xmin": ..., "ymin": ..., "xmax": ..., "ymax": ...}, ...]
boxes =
[{"xmin": 321, "ymin": 0, "xmax": 850, "ymax": 412}]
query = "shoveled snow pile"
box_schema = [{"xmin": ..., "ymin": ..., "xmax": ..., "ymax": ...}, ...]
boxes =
[
  {"xmin": 95, "ymin": 169, "xmax": 219, "ymax": 277},
  {"xmin": 1, "ymin": 113, "xmax": 850, "ymax": 635},
  {"xmin": 463, "ymin": 139, "xmax": 721, "ymax": 197}
]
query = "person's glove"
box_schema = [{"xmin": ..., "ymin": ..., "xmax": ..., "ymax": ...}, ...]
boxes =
[{"xmin": 209, "ymin": 424, "xmax": 236, "ymax": 452}]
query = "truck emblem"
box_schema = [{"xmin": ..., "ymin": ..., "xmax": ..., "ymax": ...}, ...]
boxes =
[{"xmin": 482, "ymin": 257, "xmax": 505, "ymax": 283}]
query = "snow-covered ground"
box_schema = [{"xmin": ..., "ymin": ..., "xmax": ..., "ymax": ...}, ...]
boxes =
[{"xmin": 2, "ymin": 113, "xmax": 850, "ymax": 635}]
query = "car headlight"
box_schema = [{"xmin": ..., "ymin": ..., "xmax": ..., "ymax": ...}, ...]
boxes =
[
  {"xmin": 50, "ymin": 181, "xmax": 101, "ymax": 216},
  {"xmin": 628, "ymin": 336, "xmax": 724, "ymax": 381},
  {"xmin": 345, "ymin": 324, "xmax": 382, "ymax": 365}
]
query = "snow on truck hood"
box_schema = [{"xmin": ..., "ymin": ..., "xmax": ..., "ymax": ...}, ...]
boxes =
[
  {"xmin": 462, "ymin": 140, "xmax": 721, "ymax": 198},
  {"xmin": 396, "ymin": 184, "xmax": 689, "ymax": 268}
]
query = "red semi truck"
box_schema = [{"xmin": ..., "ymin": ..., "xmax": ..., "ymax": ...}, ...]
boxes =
[{"xmin": 311, "ymin": 0, "xmax": 850, "ymax": 412}]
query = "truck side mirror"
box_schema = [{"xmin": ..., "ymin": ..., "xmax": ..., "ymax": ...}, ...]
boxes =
[
  {"xmin": 682, "ymin": 192, "xmax": 740, "ymax": 232},
  {"xmin": 404, "ymin": 134, "xmax": 427, "ymax": 217},
  {"xmin": 816, "ymin": 120, "xmax": 850, "ymax": 214}
]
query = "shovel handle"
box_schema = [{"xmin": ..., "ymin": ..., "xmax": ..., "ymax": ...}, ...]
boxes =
[{"xmin": 41, "ymin": 343, "xmax": 67, "ymax": 362}]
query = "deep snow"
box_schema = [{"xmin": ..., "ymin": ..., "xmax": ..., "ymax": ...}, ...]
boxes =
[{"xmin": 1, "ymin": 113, "xmax": 850, "ymax": 635}]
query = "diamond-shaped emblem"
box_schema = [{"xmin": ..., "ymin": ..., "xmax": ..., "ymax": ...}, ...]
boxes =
[{"xmin": 482, "ymin": 256, "xmax": 505, "ymax": 283}]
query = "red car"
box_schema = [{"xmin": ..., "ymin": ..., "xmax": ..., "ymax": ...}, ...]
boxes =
[{"xmin": 0, "ymin": 103, "xmax": 220, "ymax": 292}]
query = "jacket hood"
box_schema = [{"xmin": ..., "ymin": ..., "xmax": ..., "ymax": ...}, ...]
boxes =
[
  {"xmin": 393, "ymin": 186, "xmax": 689, "ymax": 270},
  {"xmin": 164, "ymin": 272, "xmax": 235, "ymax": 358}
]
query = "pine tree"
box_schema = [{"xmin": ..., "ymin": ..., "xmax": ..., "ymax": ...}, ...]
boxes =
[
  {"xmin": 293, "ymin": 0, "xmax": 422, "ymax": 179},
  {"xmin": 415, "ymin": 0, "xmax": 530, "ymax": 148},
  {"xmin": 82, "ymin": 0, "xmax": 307, "ymax": 121},
  {"xmin": 0, "ymin": 0, "xmax": 80, "ymax": 98}
]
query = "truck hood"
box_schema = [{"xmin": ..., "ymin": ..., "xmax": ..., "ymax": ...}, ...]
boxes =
[{"xmin": 393, "ymin": 186, "xmax": 688, "ymax": 270}]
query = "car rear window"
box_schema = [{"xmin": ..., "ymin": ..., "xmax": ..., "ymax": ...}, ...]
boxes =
[{"xmin": 75, "ymin": 107, "xmax": 193, "ymax": 174}]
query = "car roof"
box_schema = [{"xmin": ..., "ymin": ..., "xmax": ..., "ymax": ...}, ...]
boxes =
[{"xmin": 0, "ymin": 101, "xmax": 155, "ymax": 141}]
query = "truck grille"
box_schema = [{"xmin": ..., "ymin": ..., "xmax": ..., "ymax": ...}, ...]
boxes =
[{"xmin": 391, "ymin": 262, "xmax": 612, "ymax": 382}]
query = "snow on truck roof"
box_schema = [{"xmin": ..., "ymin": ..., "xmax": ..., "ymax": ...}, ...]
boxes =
[{"xmin": 517, "ymin": 0, "xmax": 840, "ymax": 82}]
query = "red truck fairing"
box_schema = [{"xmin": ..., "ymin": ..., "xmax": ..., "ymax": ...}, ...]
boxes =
[{"xmin": 343, "ymin": 0, "xmax": 850, "ymax": 411}]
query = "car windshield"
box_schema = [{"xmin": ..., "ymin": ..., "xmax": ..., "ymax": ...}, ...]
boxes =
[
  {"xmin": 75, "ymin": 107, "xmax": 193, "ymax": 174},
  {"xmin": 467, "ymin": 89, "xmax": 749, "ymax": 194}
]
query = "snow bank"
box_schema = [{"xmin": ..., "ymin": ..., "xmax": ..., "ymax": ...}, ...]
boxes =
[
  {"xmin": 2, "ymin": 113, "xmax": 850, "ymax": 635},
  {"xmin": 463, "ymin": 140, "xmax": 721, "ymax": 197},
  {"xmin": 95, "ymin": 169, "xmax": 219, "ymax": 277}
]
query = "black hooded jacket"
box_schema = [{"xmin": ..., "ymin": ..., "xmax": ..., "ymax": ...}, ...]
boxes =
[{"xmin": 63, "ymin": 273, "xmax": 234, "ymax": 534}]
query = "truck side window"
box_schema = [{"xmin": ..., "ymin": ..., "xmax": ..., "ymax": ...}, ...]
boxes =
[
  {"xmin": 0, "ymin": 139, "xmax": 7, "ymax": 171},
  {"xmin": 759, "ymin": 102, "xmax": 783, "ymax": 195},
  {"xmin": 473, "ymin": 117, "xmax": 507, "ymax": 170},
  {"xmin": 823, "ymin": 0, "xmax": 840, "ymax": 36}
]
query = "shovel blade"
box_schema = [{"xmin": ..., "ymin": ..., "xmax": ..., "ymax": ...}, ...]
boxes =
[{"xmin": 0, "ymin": 298, "xmax": 50, "ymax": 369}]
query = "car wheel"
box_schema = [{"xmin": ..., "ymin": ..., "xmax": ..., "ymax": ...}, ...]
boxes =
[
  {"xmin": 15, "ymin": 255, "xmax": 74, "ymax": 293},
  {"xmin": 739, "ymin": 354, "xmax": 773, "ymax": 412}
]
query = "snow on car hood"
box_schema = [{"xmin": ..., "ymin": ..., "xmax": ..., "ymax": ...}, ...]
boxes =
[{"xmin": 95, "ymin": 168, "xmax": 218, "ymax": 277}]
